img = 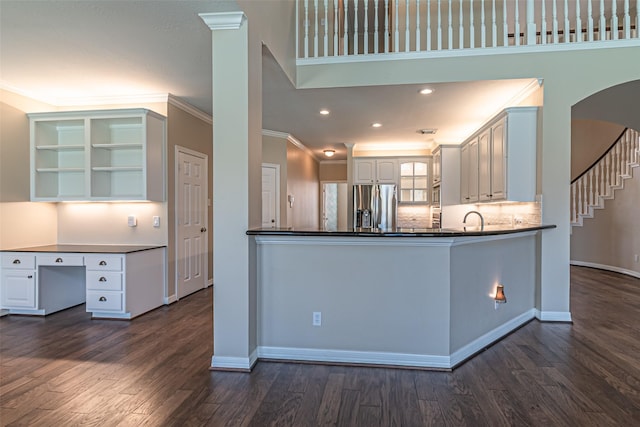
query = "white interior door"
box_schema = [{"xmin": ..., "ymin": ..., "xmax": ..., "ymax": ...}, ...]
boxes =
[
  {"xmin": 176, "ymin": 148, "xmax": 208, "ymax": 299},
  {"xmin": 262, "ymin": 164, "xmax": 279, "ymax": 228}
]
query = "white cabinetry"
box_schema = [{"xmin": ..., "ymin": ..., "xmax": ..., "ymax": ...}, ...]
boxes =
[
  {"xmin": 354, "ymin": 158, "xmax": 398, "ymax": 184},
  {"xmin": 1, "ymin": 254, "xmax": 36, "ymax": 309},
  {"xmin": 29, "ymin": 108, "xmax": 166, "ymax": 201},
  {"xmin": 460, "ymin": 107, "xmax": 538, "ymax": 204},
  {"xmin": 432, "ymin": 145, "xmax": 460, "ymax": 206},
  {"xmin": 399, "ymin": 159, "xmax": 428, "ymax": 203}
]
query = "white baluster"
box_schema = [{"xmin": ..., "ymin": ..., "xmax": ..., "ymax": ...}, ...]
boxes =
[
  {"xmin": 600, "ymin": 159, "xmax": 606, "ymax": 198},
  {"xmin": 416, "ymin": 0, "xmax": 421, "ymax": 51},
  {"xmin": 599, "ymin": 0, "xmax": 606, "ymax": 40},
  {"xmin": 448, "ymin": 0, "xmax": 453, "ymax": 49},
  {"xmin": 552, "ymin": 0, "xmax": 558, "ymax": 43},
  {"xmin": 636, "ymin": 0, "xmax": 640, "ymax": 39},
  {"xmin": 583, "ymin": 177, "xmax": 588, "ymax": 214},
  {"xmin": 514, "ymin": 0, "xmax": 520, "ymax": 45},
  {"xmin": 334, "ymin": 0, "xmax": 339, "ymax": 56},
  {"xmin": 314, "ymin": 0, "xmax": 319, "ymax": 57},
  {"xmin": 594, "ymin": 162, "xmax": 600, "ymax": 203},
  {"xmin": 571, "ymin": 183, "xmax": 576, "ymax": 222},
  {"xmin": 616, "ymin": 144, "xmax": 621, "ymax": 185},
  {"xmin": 304, "ymin": 0, "xmax": 309, "ymax": 58},
  {"xmin": 503, "ymin": 0, "xmax": 509, "ymax": 46},
  {"xmin": 323, "ymin": 0, "xmax": 329, "ymax": 56},
  {"xmin": 587, "ymin": 0, "xmax": 594, "ymax": 41},
  {"xmin": 353, "ymin": 0, "xmax": 358, "ymax": 54},
  {"xmin": 385, "ymin": 0, "xmax": 390, "ymax": 52},
  {"xmin": 470, "ymin": 0, "xmax": 475, "ymax": 47},
  {"xmin": 589, "ymin": 169, "xmax": 594, "ymax": 206},
  {"xmin": 491, "ymin": 0, "xmax": 497, "ymax": 46},
  {"xmin": 540, "ymin": 0, "xmax": 546, "ymax": 44},
  {"xmin": 525, "ymin": 0, "xmax": 536, "ymax": 45},
  {"xmin": 364, "ymin": 0, "xmax": 369, "ymax": 53},
  {"xmin": 564, "ymin": 0, "xmax": 570, "ymax": 42},
  {"xmin": 405, "ymin": 0, "xmax": 410, "ymax": 51},
  {"xmin": 395, "ymin": 0, "xmax": 400, "ymax": 51},
  {"xmin": 624, "ymin": 0, "xmax": 631, "ymax": 39},
  {"xmin": 344, "ymin": 0, "xmax": 349, "ymax": 54},
  {"xmin": 427, "ymin": 0, "xmax": 432, "ymax": 50},
  {"xmin": 481, "ymin": 0, "xmax": 486, "ymax": 48},
  {"xmin": 577, "ymin": 179, "xmax": 583, "ymax": 215},
  {"xmin": 437, "ymin": 0, "xmax": 443, "ymax": 50},
  {"xmin": 460, "ymin": 0, "xmax": 465, "ymax": 48},
  {"xmin": 612, "ymin": 0, "xmax": 619, "ymax": 40},
  {"xmin": 576, "ymin": 0, "xmax": 582, "ymax": 42},
  {"xmin": 374, "ymin": 0, "xmax": 379, "ymax": 53}
]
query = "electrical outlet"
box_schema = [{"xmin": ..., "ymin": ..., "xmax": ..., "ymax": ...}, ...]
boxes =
[
  {"xmin": 312, "ymin": 311, "xmax": 322, "ymax": 326},
  {"xmin": 127, "ymin": 215, "xmax": 137, "ymax": 227}
]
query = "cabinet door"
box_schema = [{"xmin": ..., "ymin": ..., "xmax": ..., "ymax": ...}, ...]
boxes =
[
  {"xmin": 1, "ymin": 271, "xmax": 36, "ymax": 309},
  {"xmin": 376, "ymin": 159, "xmax": 398, "ymax": 183},
  {"xmin": 467, "ymin": 139, "xmax": 479, "ymax": 202},
  {"xmin": 354, "ymin": 159, "xmax": 375, "ymax": 184},
  {"xmin": 460, "ymin": 144, "xmax": 470, "ymax": 203},
  {"xmin": 490, "ymin": 119, "xmax": 506, "ymax": 200},
  {"xmin": 433, "ymin": 151, "xmax": 441, "ymax": 184},
  {"xmin": 478, "ymin": 129, "xmax": 491, "ymax": 201}
]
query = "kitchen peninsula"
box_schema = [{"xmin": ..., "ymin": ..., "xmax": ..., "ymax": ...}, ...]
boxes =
[{"xmin": 247, "ymin": 224, "xmax": 553, "ymax": 369}]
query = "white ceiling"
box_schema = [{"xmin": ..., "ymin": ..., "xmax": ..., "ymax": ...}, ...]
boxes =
[{"xmin": 1, "ymin": 1, "xmax": 537, "ymax": 161}]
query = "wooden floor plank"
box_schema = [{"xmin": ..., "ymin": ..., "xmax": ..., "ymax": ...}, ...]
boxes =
[{"xmin": 1, "ymin": 267, "xmax": 639, "ymax": 426}]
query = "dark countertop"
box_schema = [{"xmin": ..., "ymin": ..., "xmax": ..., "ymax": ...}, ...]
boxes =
[
  {"xmin": 1, "ymin": 244, "xmax": 166, "ymax": 254},
  {"xmin": 247, "ymin": 224, "xmax": 555, "ymax": 238}
]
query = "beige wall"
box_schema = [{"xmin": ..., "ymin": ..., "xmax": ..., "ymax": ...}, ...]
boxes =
[
  {"xmin": 262, "ymin": 134, "xmax": 288, "ymax": 227},
  {"xmin": 571, "ymin": 119, "xmax": 625, "ymax": 181},
  {"xmin": 286, "ymin": 141, "xmax": 319, "ymax": 229},
  {"xmin": 319, "ymin": 161, "xmax": 347, "ymax": 182},
  {"xmin": 571, "ymin": 170, "xmax": 639, "ymax": 276}
]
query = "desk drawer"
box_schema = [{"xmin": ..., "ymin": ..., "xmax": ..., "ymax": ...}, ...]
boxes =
[
  {"xmin": 1, "ymin": 253, "xmax": 35, "ymax": 269},
  {"xmin": 86, "ymin": 271, "xmax": 123, "ymax": 291},
  {"xmin": 85, "ymin": 255, "xmax": 123, "ymax": 271},
  {"xmin": 86, "ymin": 291, "xmax": 123, "ymax": 312},
  {"xmin": 37, "ymin": 254, "xmax": 84, "ymax": 266}
]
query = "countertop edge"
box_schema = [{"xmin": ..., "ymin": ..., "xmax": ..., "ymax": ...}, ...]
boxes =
[
  {"xmin": 246, "ymin": 225, "xmax": 556, "ymax": 238},
  {"xmin": 1, "ymin": 245, "xmax": 167, "ymax": 254}
]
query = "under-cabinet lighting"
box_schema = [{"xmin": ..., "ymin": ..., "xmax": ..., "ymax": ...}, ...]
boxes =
[{"xmin": 419, "ymin": 88, "xmax": 434, "ymax": 95}]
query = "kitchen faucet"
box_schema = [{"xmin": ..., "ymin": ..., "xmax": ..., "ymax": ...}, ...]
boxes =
[{"xmin": 463, "ymin": 210, "xmax": 484, "ymax": 230}]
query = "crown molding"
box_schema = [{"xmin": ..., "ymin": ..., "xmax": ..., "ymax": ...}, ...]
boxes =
[
  {"xmin": 168, "ymin": 94, "xmax": 212, "ymax": 124},
  {"xmin": 199, "ymin": 12, "xmax": 246, "ymax": 31},
  {"xmin": 262, "ymin": 129, "xmax": 320, "ymax": 162}
]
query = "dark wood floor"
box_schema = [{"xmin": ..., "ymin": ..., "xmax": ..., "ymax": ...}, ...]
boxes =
[{"xmin": 1, "ymin": 266, "xmax": 639, "ymax": 426}]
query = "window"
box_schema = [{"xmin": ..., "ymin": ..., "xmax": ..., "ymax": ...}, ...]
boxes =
[{"xmin": 399, "ymin": 161, "xmax": 428, "ymax": 203}]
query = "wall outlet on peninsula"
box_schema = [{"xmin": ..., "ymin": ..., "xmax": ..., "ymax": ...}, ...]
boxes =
[{"xmin": 312, "ymin": 311, "xmax": 322, "ymax": 326}]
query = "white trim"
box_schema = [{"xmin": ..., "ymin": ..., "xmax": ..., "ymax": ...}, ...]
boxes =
[
  {"xmin": 211, "ymin": 348, "xmax": 258, "ymax": 371},
  {"xmin": 175, "ymin": 146, "xmax": 209, "ymax": 301},
  {"xmin": 164, "ymin": 295, "xmax": 178, "ymax": 305},
  {"xmin": 570, "ymin": 260, "xmax": 640, "ymax": 279},
  {"xmin": 449, "ymin": 309, "xmax": 536, "ymax": 367},
  {"xmin": 255, "ymin": 235, "xmax": 457, "ymax": 247},
  {"xmin": 168, "ymin": 94, "xmax": 212, "ymax": 124},
  {"xmin": 258, "ymin": 346, "xmax": 451, "ymax": 369},
  {"xmin": 208, "ymin": 278, "xmax": 214, "ymax": 287},
  {"xmin": 535, "ymin": 309, "xmax": 573, "ymax": 322},
  {"xmin": 262, "ymin": 163, "xmax": 281, "ymax": 228},
  {"xmin": 0, "ymin": 309, "xmax": 9, "ymax": 317},
  {"xmin": 262, "ymin": 129, "xmax": 321, "ymax": 162},
  {"xmin": 199, "ymin": 12, "xmax": 246, "ymax": 31},
  {"xmin": 297, "ymin": 39, "xmax": 640, "ymax": 66},
  {"xmin": 449, "ymin": 231, "xmax": 538, "ymax": 246},
  {"xmin": 320, "ymin": 159, "xmax": 348, "ymax": 165}
]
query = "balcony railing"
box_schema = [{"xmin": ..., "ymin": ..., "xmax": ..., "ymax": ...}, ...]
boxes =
[{"xmin": 297, "ymin": 0, "xmax": 640, "ymax": 60}]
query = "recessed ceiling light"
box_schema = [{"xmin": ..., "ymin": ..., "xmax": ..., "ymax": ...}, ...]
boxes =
[
  {"xmin": 417, "ymin": 128, "xmax": 437, "ymax": 135},
  {"xmin": 319, "ymin": 109, "xmax": 330, "ymax": 115},
  {"xmin": 323, "ymin": 149, "xmax": 336, "ymax": 157},
  {"xmin": 371, "ymin": 122, "xmax": 382, "ymax": 128},
  {"xmin": 419, "ymin": 88, "xmax": 434, "ymax": 95}
]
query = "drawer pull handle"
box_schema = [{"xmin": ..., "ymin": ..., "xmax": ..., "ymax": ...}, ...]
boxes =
[
  {"xmin": 12, "ymin": 259, "xmax": 21, "ymax": 264},
  {"xmin": 99, "ymin": 261, "xmax": 107, "ymax": 266},
  {"xmin": 99, "ymin": 277, "xmax": 107, "ymax": 282},
  {"xmin": 99, "ymin": 296, "xmax": 107, "ymax": 302},
  {"xmin": 55, "ymin": 258, "xmax": 63, "ymax": 263},
  {"xmin": 27, "ymin": 275, "xmax": 33, "ymax": 279}
]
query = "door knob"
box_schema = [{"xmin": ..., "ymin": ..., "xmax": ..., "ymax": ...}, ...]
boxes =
[
  {"xmin": 271, "ymin": 219, "xmax": 275, "ymax": 223},
  {"xmin": 200, "ymin": 227, "xmax": 207, "ymax": 232}
]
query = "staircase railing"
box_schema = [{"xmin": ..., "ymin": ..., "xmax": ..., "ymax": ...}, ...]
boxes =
[
  {"xmin": 298, "ymin": 0, "xmax": 640, "ymax": 60},
  {"xmin": 571, "ymin": 127, "xmax": 640, "ymax": 225}
]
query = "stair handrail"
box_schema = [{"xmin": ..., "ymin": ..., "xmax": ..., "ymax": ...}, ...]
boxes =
[{"xmin": 571, "ymin": 128, "xmax": 628, "ymax": 185}]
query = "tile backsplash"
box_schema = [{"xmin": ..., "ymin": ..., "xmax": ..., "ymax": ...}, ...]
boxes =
[{"xmin": 397, "ymin": 205, "xmax": 431, "ymax": 228}]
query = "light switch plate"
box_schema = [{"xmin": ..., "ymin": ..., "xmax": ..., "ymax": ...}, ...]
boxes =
[
  {"xmin": 153, "ymin": 216, "xmax": 160, "ymax": 227},
  {"xmin": 127, "ymin": 215, "xmax": 137, "ymax": 227}
]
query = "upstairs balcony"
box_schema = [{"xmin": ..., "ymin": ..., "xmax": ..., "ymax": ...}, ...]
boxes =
[{"xmin": 297, "ymin": 0, "xmax": 640, "ymax": 63}]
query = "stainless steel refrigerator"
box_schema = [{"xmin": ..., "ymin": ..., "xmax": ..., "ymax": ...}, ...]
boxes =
[{"xmin": 353, "ymin": 184, "xmax": 397, "ymax": 230}]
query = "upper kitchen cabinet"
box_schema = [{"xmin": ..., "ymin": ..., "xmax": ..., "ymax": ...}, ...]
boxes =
[
  {"xmin": 432, "ymin": 145, "xmax": 460, "ymax": 206},
  {"xmin": 29, "ymin": 109, "xmax": 166, "ymax": 201},
  {"xmin": 399, "ymin": 159, "xmax": 428, "ymax": 203},
  {"xmin": 460, "ymin": 107, "xmax": 538, "ymax": 204},
  {"xmin": 353, "ymin": 158, "xmax": 398, "ymax": 184}
]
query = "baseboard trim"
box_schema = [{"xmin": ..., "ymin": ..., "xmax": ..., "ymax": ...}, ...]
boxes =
[
  {"xmin": 164, "ymin": 295, "xmax": 178, "ymax": 305},
  {"xmin": 570, "ymin": 260, "xmax": 640, "ymax": 279},
  {"xmin": 449, "ymin": 309, "xmax": 536, "ymax": 368},
  {"xmin": 535, "ymin": 309, "xmax": 573, "ymax": 322},
  {"xmin": 258, "ymin": 310, "xmax": 536, "ymax": 370},
  {"xmin": 210, "ymin": 349, "xmax": 258, "ymax": 372}
]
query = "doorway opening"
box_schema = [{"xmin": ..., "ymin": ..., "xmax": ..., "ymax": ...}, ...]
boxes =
[{"xmin": 322, "ymin": 182, "xmax": 348, "ymax": 231}]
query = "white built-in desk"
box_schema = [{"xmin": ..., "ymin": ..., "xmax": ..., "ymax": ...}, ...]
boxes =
[{"xmin": 0, "ymin": 245, "xmax": 166, "ymax": 319}]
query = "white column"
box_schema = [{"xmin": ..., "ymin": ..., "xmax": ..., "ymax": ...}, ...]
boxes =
[{"xmin": 200, "ymin": 11, "xmax": 261, "ymax": 371}]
